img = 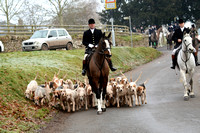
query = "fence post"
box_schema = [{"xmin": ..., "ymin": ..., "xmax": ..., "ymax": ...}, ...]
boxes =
[
  {"xmin": 31, "ymin": 26, "xmax": 34, "ymax": 34},
  {"xmin": 14, "ymin": 25, "xmax": 16, "ymax": 35}
]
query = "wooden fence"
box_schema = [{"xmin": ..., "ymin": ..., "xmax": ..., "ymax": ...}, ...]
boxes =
[{"xmin": 0, "ymin": 25, "xmax": 130, "ymax": 36}]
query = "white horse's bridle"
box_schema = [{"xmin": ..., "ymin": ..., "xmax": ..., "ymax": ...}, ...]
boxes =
[{"xmin": 180, "ymin": 35, "xmax": 194, "ymax": 73}]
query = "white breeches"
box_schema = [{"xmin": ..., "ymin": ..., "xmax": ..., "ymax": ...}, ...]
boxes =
[
  {"xmin": 172, "ymin": 45, "xmax": 181, "ymax": 55},
  {"xmin": 84, "ymin": 54, "xmax": 88, "ymax": 60}
]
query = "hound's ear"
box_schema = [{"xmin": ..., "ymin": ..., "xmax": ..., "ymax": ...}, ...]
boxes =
[
  {"xmin": 102, "ymin": 32, "xmax": 105, "ymax": 38},
  {"xmin": 108, "ymin": 32, "xmax": 111, "ymax": 38}
]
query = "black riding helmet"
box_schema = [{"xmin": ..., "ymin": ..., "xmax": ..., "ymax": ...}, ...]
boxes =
[
  {"xmin": 178, "ymin": 19, "xmax": 184, "ymax": 24},
  {"xmin": 88, "ymin": 18, "xmax": 95, "ymax": 24}
]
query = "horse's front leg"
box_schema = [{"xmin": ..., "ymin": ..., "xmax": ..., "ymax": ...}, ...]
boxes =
[
  {"xmin": 189, "ymin": 78, "xmax": 195, "ymax": 98},
  {"xmin": 97, "ymin": 90, "xmax": 102, "ymax": 114},
  {"xmin": 180, "ymin": 70, "xmax": 189, "ymax": 101},
  {"xmin": 101, "ymin": 86, "xmax": 106, "ymax": 112},
  {"xmin": 93, "ymin": 83, "xmax": 102, "ymax": 115},
  {"xmin": 189, "ymin": 69, "xmax": 195, "ymax": 98}
]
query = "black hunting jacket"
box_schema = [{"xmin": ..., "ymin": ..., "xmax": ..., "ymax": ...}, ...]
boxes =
[
  {"xmin": 82, "ymin": 29, "xmax": 102, "ymax": 49},
  {"xmin": 172, "ymin": 27, "xmax": 186, "ymax": 49}
]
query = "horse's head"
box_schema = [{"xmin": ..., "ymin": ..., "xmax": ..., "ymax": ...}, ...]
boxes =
[
  {"xmin": 98, "ymin": 32, "xmax": 112, "ymax": 57},
  {"xmin": 182, "ymin": 32, "xmax": 195, "ymax": 53}
]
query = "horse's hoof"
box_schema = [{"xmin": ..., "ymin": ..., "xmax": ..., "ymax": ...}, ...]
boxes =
[
  {"xmin": 184, "ymin": 96, "xmax": 189, "ymax": 101},
  {"xmin": 97, "ymin": 111, "xmax": 103, "ymax": 115},
  {"xmin": 190, "ymin": 95, "xmax": 195, "ymax": 98},
  {"xmin": 102, "ymin": 108, "xmax": 106, "ymax": 112}
]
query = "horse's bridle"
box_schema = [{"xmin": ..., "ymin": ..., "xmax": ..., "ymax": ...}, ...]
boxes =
[
  {"xmin": 98, "ymin": 41, "xmax": 112, "ymax": 58},
  {"xmin": 93, "ymin": 41, "xmax": 112, "ymax": 72},
  {"xmin": 182, "ymin": 40, "xmax": 193, "ymax": 53}
]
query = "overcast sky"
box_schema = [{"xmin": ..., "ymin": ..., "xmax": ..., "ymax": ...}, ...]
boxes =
[{"xmin": 0, "ymin": 0, "xmax": 105, "ymax": 24}]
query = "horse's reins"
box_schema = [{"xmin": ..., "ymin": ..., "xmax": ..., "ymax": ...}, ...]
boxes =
[
  {"xmin": 98, "ymin": 48, "xmax": 112, "ymax": 58},
  {"xmin": 93, "ymin": 44, "xmax": 111, "ymax": 72},
  {"xmin": 180, "ymin": 40, "xmax": 193, "ymax": 73}
]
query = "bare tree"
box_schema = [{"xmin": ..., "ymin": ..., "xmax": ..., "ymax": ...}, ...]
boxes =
[
  {"xmin": 0, "ymin": 0, "xmax": 24, "ymax": 25},
  {"xmin": 59, "ymin": 0, "xmax": 100, "ymax": 25},
  {"xmin": 19, "ymin": 1, "xmax": 51, "ymax": 25},
  {"xmin": 48, "ymin": 0, "xmax": 71, "ymax": 25}
]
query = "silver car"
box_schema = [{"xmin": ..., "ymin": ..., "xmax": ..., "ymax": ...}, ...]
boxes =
[{"xmin": 22, "ymin": 28, "xmax": 73, "ymax": 51}]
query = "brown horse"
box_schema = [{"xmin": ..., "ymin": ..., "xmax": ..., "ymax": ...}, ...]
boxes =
[
  {"xmin": 190, "ymin": 29, "xmax": 199, "ymax": 53},
  {"xmin": 87, "ymin": 32, "xmax": 112, "ymax": 115},
  {"xmin": 150, "ymin": 30, "xmax": 158, "ymax": 49},
  {"xmin": 166, "ymin": 31, "xmax": 174, "ymax": 50}
]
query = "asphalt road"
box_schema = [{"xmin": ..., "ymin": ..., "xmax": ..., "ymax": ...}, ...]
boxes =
[{"xmin": 41, "ymin": 47, "xmax": 200, "ymax": 133}]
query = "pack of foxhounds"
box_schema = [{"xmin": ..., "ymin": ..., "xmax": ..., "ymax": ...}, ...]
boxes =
[{"xmin": 25, "ymin": 70, "xmax": 148, "ymax": 113}]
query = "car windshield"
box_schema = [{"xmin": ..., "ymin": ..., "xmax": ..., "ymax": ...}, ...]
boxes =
[{"xmin": 31, "ymin": 30, "xmax": 48, "ymax": 39}]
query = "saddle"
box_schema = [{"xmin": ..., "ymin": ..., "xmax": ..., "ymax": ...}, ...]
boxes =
[{"xmin": 86, "ymin": 48, "xmax": 96, "ymax": 67}]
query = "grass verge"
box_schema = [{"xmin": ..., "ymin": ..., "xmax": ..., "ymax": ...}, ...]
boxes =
[{"xmin": 0, "ymin": 47, "xmax": 161, "ymax": 132}]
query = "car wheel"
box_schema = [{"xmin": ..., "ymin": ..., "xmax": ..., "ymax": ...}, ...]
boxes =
[
  {"xmin": 41, "ymin": 44, "xmax": 48, "ymax": 51},
  {"xmin": 0, "ymin": 46, "xmax": 1, "ymax": 52},
  {"xmin": 66, "ymin": 43, "xmax": 73, "ymax": 50}
]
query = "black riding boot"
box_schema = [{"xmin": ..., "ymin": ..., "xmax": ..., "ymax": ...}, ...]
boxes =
[
  {"xmin": 170, "ymin": 55, "xmax": 176, "ymax": 69},
  {"xmin": 107, "ymin": 58, "xmax": 117, "ymax": 71},
  {"xmin": 194, "ymin": 54, "xmax": 200, "ymax": 66},
  {"xmin": 82, "ymin": 60, "xmax": 87, "ymax": 76}
]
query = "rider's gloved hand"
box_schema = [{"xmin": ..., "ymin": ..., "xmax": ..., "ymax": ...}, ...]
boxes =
[{"xmin": 88, "ymin": 44, "xmax": 94, "ymax": 48}]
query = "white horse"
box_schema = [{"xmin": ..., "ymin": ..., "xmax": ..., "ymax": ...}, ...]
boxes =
[
  {"xmin": 177, "ymin": 32, "xmax": 196, "ymax": 101},
  {"xmin": 157, "ymin": 25, "xmax": 170, "ymax": 47}
]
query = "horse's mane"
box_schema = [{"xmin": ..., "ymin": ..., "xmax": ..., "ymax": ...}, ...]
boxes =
[
  {"xmin": 183, "ymin": 33, "xmax": 190, "ymax": 38},
  {"xmin": 96, "ymin": 38, "xmax": 104, "ymax": 52}
]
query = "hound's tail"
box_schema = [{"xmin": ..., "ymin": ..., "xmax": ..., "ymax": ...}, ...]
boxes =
[
  {"xmin": 34, "ymin": 72, "xmax": 38, "ymax": 80},
  {"xmin": 134, "ymin": 71, "xmax": 143, "ymax": 83}
]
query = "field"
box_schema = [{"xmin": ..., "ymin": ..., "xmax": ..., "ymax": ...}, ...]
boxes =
[{"xmin": 0, "ymin": 47, "xmax": 161, "ymax": 132}]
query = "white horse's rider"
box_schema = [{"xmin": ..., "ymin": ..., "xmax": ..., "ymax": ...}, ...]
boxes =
[
  {"xmin": 171, "ymin": 19, "xmax": 198, "ymax": 69},
  {"xmin": 81, "ymin": 19, "xmax": 117, "ymax": 76}
]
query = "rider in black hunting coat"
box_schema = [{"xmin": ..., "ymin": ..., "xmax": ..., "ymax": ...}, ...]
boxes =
[
  {"xmin": 171, "ymin": 19, "xmax": 199, "ymax": 69},
  {"xmin": 81, "ymin": 18, "xmax": 117, "ymax": 76}
]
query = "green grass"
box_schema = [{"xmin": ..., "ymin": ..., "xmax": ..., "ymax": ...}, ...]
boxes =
[
  {"xmin": 0, "ymin": 47, "xmax": 161, "ymax": 132},
  {"xmin": 118, "ymin": 34, "xmax": 144, "ymax": 42}
]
